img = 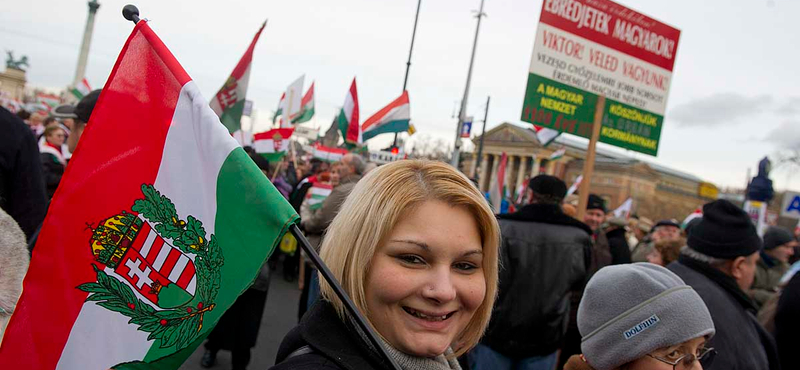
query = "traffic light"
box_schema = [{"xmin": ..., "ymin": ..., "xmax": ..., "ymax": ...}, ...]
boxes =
[{"xmin": 390, "ymin": 146, "xmax": 399, "ymax": 155}]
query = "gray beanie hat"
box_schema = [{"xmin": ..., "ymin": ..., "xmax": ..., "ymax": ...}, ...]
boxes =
[
  {"xmin": 763, "ymin": 226, "xmax": 794, "ymax": 250},
  {"xmin": 578, "ymin": 263, "xmax": 715, "ymax": 370}
]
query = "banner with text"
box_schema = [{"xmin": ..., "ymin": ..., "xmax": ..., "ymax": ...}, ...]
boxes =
[{"xmin": 521, "ymin": 0, "xmax": 680, "ymax": 156}]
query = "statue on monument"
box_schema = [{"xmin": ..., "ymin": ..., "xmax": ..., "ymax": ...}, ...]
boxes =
[{"xmin": 5, "ymin": 51, "xmax": 29, "ymax": 71}]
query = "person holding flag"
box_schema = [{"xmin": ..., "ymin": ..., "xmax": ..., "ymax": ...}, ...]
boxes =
[{"xmin": 272, "ymin": 160, "xmax": 499, "ymax": 370}]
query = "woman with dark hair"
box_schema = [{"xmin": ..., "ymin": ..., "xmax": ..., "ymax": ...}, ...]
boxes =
[{"xmin": 39, "ymin": 124, "xmax": 67, "ymax": 198}]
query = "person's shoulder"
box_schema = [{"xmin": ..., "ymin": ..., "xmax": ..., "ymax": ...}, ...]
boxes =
[{"xmin": 270, "ymin": 352, "xmax": 344, "ymax": 370}]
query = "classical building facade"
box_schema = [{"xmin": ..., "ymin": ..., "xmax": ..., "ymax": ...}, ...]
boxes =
[
  {"xmin": 0, "ymin": 67, "xmax": 26, "ymax": 100},
  {"xmin": 464, "ymin": 122, "xmax": 719, "ymax": 220}
]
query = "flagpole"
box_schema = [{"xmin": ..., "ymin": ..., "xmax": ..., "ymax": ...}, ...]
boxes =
[
  {"xmin": 473, "ymin": 95, "xmax": 490, "ymax": 181},
  {"xmin": 393, "ymin": 0, "xmax": 422, "ymax": 147},
  {"xmin": 290, "ymin": 225, "xmax": 403, "ymax": 370}
]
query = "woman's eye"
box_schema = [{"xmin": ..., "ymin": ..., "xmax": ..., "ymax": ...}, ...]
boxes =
[
  {"xmin": 666, "ymin": 350, "xmax": 682, "ymax": 360},
  {"xmin": 397, "ymin": 255, "xmax": 425, "ymax": 265},
  {"xmin": 454, "ymin": 262, "xmax": 478, "ymax": 272}
]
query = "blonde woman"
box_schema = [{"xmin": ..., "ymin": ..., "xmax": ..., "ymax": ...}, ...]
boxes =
[{"xmin": 272, "ymin": 160, "xmax": 500, "ymax": 370}]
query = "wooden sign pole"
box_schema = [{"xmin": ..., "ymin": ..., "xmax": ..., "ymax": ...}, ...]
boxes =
[{"xmin": 577, "ymin": 95, "xmax": 606, "ymax": 221}]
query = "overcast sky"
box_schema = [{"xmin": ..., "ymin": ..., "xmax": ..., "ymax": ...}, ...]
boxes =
[{"xmin": 3, "ymin": 0, "xmax": 799, "ymax": 191}]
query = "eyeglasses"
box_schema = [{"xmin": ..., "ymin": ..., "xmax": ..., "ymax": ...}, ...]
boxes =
[{"xmin": 647, "ymin": 347, "xmax": 716, "ymax": 370}]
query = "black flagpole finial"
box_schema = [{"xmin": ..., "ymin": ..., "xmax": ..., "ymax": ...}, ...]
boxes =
[{"xmin": 122, "ymin": 4, "xmax": 141, "ymax": 24}]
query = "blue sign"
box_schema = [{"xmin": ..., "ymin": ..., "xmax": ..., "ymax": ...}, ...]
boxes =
[{"xmin": 460, "ymin": 116, "xmax": 473, "ymax": 138}]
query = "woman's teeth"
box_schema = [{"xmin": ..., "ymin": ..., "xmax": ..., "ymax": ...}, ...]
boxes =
[{"xmin": 404, "ymin": 307, "xmax": 451, "ymax": 321}]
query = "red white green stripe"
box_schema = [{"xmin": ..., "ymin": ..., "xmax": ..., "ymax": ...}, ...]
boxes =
[
  {"xmin": 549, "ymin": 147, "xmax": 565, "ymax": 160},
  {"xmin": 337, "ymin": 78, "xmax": 360, "ymax": 144},
  {"xmin": 254, "ymin": 128, "xmax": 294, "ymax": 161},
  {"xmin": 362, "ymin": 91, "xmax": 410, "ymax": 141},
  {"xmin": 0, "ymin": 20, "xmax": 297, "ymax": 369},
  {"xmin": 313, "ymin": 143, "xmax": 349, "ymax": 162},
  {"xmin": 272, "ymin": 92, "xmax": 285, "ymax": 125},
  {"xmin": 210, "ymin": 21, "xmax": 266, "ymax": 134},
  {"xmin": 307, "ymin": 183, "xmax": 332, "ymax": 210},
  {"xmin": 533, "ymin": 125, "xmax": 560, "ymax": 146},
  {"xmin": 292, "ymin": 82, "xmax": 315, "ymax": 124},
  {"xmin": 489, "ymin": 152, "xmax": 508, "ymax": 212},
  {"xmin": 36, "ymin": 92, "xmax": 60, "ymax": 111},
  {"xmin": 71, "ymin": 78, "xmax": 92, "ymax": 99}
]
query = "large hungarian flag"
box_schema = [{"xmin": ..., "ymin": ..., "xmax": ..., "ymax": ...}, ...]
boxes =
[
  {"xmin": 362, "ymin": 91, "xmax": 410, "ymax": 141},
  {"xmin": 254, "ymin": 128, "xmax": 294, "ymax": 162},
  {"xmin": 0, "ymin": 20, "xmax": 298, "ymax": 369},
  {"xmin": 292, "ymin": 82, "xmax": 315, "ymax": 124},
  {"xmin": 210, "ymin": 21, "xmax": 266, "ymax": 134},
  {"xmin": 337, "ymin": 78, "xmax": 360, "ymax": 144}
]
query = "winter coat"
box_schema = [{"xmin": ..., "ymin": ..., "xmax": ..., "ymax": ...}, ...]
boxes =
[
  {"xmin": 751, "ymin": 252, "xmax": 788, "ymax": 310},
  {"xmin": 481, "ymin": 203, "xmax": 592, "ymax": 358},
  {"xmin": 271, "ymin": 300, "xmax": 390, "ymax": 370},
  {"xmin": 0, "ymin": 208, "xmax": 30, "ymax": 341},
  {"xmin": 668, "ymin": 257, "xmax": 780, "ymax": 370},
  {"xmin": 302, "ymin": 174, "xmax": 362, "ymax": 235},
  {"xmin": 0, "ymin": 107, "xmax": 47, "ymax": 242},
  {"xmin": 775, "ymin": 272, "xmax": 800, "ymax": 370},
  {"xmin": 604, "ymin": 227, "xmax": 632, "ymax": 265},
  {"xmin": 38, "ymin": 143, "xmax": 65, "ymax": 199}
]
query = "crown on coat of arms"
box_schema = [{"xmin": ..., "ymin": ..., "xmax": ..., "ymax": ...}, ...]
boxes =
[{"xmin": 90, "ymin": 211, "xmax": 142, "ymax": 268}]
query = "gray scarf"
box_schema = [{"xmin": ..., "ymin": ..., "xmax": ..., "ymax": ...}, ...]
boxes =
[{"xmin": 381, "ymin": 339, "xmax": 462, "ymax": 370}]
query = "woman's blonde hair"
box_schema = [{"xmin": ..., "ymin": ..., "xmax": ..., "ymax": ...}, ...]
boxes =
[{"xmin": 318, "ymin": 160, "xmax": 500, "ymax": 356}]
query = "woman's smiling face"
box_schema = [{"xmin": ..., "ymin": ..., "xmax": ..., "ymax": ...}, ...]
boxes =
[{"xmin": 364, "ymin": 200, "xmax": 486, "ymax": 357}]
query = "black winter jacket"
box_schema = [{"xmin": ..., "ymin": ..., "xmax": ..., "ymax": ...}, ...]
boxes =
[
  {"xmin": 271, "ymin": 300, "xmax": 389, "ymax": 370},
  {"xmin": 481, "ymin": 204, "xmax": 592, "ymax": 358}
]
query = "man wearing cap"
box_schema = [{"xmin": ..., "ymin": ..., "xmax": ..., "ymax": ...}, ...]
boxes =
[
  {"xmin": 668, "ymin": 199, "xmax": 780, "ymax": 370},
  {"xmin": 632, "ymin": 219, "xmax": 682, "ymax": 262},
  {"xmin": 474, "ymin": 175, "xmax": 592, "ymax": 370},
  {"xmin": 53, "ymin": 89, "xmax": 101, "ymax": 154},
  {"xmin": 751, "ymin": 226, "xmax": 797, "ymax": 309}
]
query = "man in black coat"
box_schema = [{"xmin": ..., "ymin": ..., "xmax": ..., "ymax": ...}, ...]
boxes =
[
  {"xmin": 0, "ymin": 106, "xmax": 47, "ymax": 246},
  {"xmin": 775, "ymin": 270, "xmax": 800, "ymax": 370},
  {"xmin": 471, "ymin": 175, "xmax": 592, "ymax": 370},
  {"xmin": 668, "ymin": 199, "xmax": 780, "ymax": 370}
]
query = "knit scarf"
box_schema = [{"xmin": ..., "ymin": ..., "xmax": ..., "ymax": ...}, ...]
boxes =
[{"xmin": 381, "ymin": 339, "xmax": 462, "ymax": 370}]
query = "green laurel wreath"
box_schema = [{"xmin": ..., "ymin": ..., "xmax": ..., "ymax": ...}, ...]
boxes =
[{"xmin": 77, "ymin": 184, "xmax": 224, "ymax": 350}]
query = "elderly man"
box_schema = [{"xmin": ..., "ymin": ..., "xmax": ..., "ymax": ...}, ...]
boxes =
[
  {"xmin": 302, "ymin": 153, "xmax": 365, "ymax": 236},
  {"xmin": 668, "ymin": 200, "xmax": 780, "ymax": 370},
  {"xmin": 751, "ymin": 226, "xmax": 798, "ymax": 309}
]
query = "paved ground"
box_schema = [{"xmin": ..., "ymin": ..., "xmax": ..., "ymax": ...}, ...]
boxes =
[{"xmin": 179, "ymin": 267, "xmax": 301, "ymax": 370}]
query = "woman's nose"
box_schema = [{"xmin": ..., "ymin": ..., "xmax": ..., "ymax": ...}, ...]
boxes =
[{"xmin": 420, "ymin": 266, "xmax": 457, "ymax": 303}]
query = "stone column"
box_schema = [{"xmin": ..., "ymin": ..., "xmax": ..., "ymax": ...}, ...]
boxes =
[
  {"xmin": 531, "ymin": 156, "xmax": 542, "ymax": 177},
  {"xmin": 546, "ymin": 160, "xmax": 557, "ymax": 175},
  {"xmin": 74, "ymin": 0, "xmax": 101, "ymax": 88},
  {"xmin": 469, "ymin": 153, "xmax": 478, "ymax": 179},
  {"xmin": 488, "ymin": 154, "xmax": 500, "ymax": 190},
  {"xmin": 516, "ymin": 156, "xmax": 528, "ymax": 194},
  {"xmin": 504, "ymin": 156, "xmax": 515, "ymax": 196},
  {"xmin": 478, "ymin": 154, "xmax": 490, "ymax": 192}
]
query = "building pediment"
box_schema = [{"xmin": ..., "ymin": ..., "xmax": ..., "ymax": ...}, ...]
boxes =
[{"xmin": 473, "ymin": 122, "xmax": 541, "ymax": 147}]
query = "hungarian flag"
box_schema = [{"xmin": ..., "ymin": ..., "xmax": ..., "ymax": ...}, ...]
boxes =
[
  {"xmin": 362, "ymin": 91, "xmax": 410, "ymax": 141},
  {"xmin": 313, "ymin": 143, "xmax": 349, "ymax": 162},
  {"xmin": 488, "ymin": 152, "xmax": 508, "ymax": 213},
  {"xmin": 533, "ymin": 125, "xmax": 560, "ymax": 147},
  {"xmin": 71, "ymin": 78, "xmax": 92, "ymax": 99},
  {"xmin": 292, "ymin": 82, "xmax": 315, "ymax": 124},
  {"xmin": 337, "ymin": 78, "xmax": 360, "ymax": 144},
  {"xmin": 36, "ymin": 92, "xmax": 60, "ymax": 111},
  {"xmin": 272, "ymin": 92, "xmax": 285, "ymax": 125},
  {"xmin": 210, "ymin": 21, "xmax": 266, "ymax": 134},
  {"xmin": 0, "ymin": 20, "xmax": 297, "ymax": 369},
  {"xmin": 612, "ymin": 198, "xmax": 634, "ymax": 219},
  {"xmin": 254, "ymin": 128, "xmax": 294, "ymax": 161},
  {"xmin": 549, "ymin": 147, "xmax": 566, "ymax": 160},
  {"xmin": 307, "ymin": 183, "xmax": 333, "ymax": 210}
]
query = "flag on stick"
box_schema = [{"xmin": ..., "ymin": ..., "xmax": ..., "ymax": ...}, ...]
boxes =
[
  {"xmin": 488, "ymin": 152, "xmax": 508, "ymax": 213},
  {"xmin": 549, "ymin": 147, "xmax": 566, "ymax": 160},
  {"xmin": 282, "ymin": 75, "xmax": 305, "ymax": 127},
  {"xmin": 210, "ymin": 21, "xmax": 266, "ymax": 134},
  {"xmin": 71, "ymin": 78, "xmax": 92, "ymax": 99},
  {"xmin": 337, "ymin": 78, "xmax": 360, "ymax": 144},
  {"xmin": 313, "ymin": 143, "xmax": 349, "ymax": 162},
  {"xmin": 254, "ymin": 128, "xmax": 294, "ymax": 161},
  {"xmin": 566, "ymin": 175, "xmax": 583, "ymax": 196},
  {"xmin": 0, "ymin": 20, "xmax": 297, "ymax": 370},
  {"xmin": 533, "ymin": 125, "xmax": 559, "ymax": 146},
  {"xmin": 292, "ymin": 82, "xmax": 315, "ymax": 124},
  {"xmin": 612, "ymin": 198, "xmax": 633, "ymax": 219},
  {"xmin": 307, "ymin": 183, "xmax": 333, "ymax": 210},
  {"xmin": 361, "ymin": 91, "xmax": 410, "ymax": 141}
]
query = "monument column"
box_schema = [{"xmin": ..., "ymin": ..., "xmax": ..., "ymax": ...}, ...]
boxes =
[{"xmin": 74, "ymin": 0, "xmax": 100, "ymax": 87}]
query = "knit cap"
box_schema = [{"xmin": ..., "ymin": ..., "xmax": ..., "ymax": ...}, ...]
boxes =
[
  {"xmin": 687, "ymin": 199, "xmax": 761, "ymax": 259},
  {"xmin": 578, "ymin": 263, "xmax": 715, "ymax": 370},
  {"xmin": 763, "ymin": 226, "xmax": 794, "ymax": 250}
]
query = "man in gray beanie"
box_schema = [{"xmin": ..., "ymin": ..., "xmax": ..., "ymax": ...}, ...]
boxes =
[
  {"xmin": 751, "ymin": 226, "xmax": 797, "ymax": 309},
  {"xmin": 564, "ymin": 263, "xmax": 715, "ymax": 370},
  {"xmin": 668, "ymin": 199, "xmax": 780, "ymax": 370}
]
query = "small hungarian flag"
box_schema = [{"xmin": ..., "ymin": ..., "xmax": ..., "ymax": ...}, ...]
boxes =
[
  {"xmin": 313, "ymin": 143, "xmax": 349, "ymax": 162},
  {"xmin": 254, "ymin": 128, "xmax": 294, "ymax": 162},
  {"xmin": 292, "ymin": 82, "xmax": 315, "ymax": 124},
  {"xmin": 71, "ymin": 78, "xmax": 92, "ymax": 99},
  {"xmin": 337, "ymin": 78, "xmax": 360, "ymax": 144},
  {"xmin": 307, "ymin": 183, "xmax": 332, "ymax": 210},
  {"xmin": 210, "ymin": 21, "xmax": 266, "ymax": 134},
  {"xmin": 362, "ymin": 91, "xmax": 410, "ymax": 141},
  {"xmin": 533, "ymin": 125, "xmax": 559, "ymax": 147},
  {"xmin": 488, "ymin": 152, "xmax": 508, "ymax": 213},
  {"xmin": 36, "ymin": 92, "xmax": 60, "ymax": 111},
  {"xmin": 0, "ymin": 20, "xmax": 297, "ymax": 369},
  {"xmin": 272, "ymin": 92, "xmax": 285, "ymax": 125},
  {"xmin": 549, "ymin": 147, "xmax": 566, "ymax": 160}
]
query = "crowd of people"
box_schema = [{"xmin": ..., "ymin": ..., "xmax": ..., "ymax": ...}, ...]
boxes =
[{"xmin": 1, "ymin": 90, "xmax": 800, "ymax": 370}]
